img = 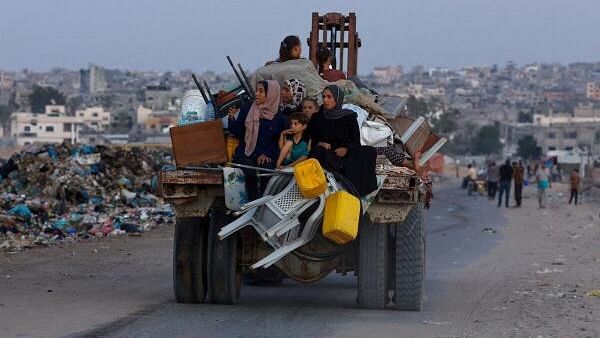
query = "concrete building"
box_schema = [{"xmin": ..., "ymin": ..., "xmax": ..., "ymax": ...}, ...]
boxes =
[
  {"xmin": 586, "ymin": 82, "xmax": 600, "ymax": 100},
  {"xmin": 505, "ymin": 114, "xmax": 600, "ymax": 158},
  {"xmin": 136, "ymin": 105, "xmax": 153, "ymax": 124},
  {"xmin": 80, "ymin": 65, "xmax": 107, "ymax": 94},
  {"xmin": 144, "ymin": 85, "xmax": 177, "ymax": 110},
  {"xmin": 144, "ymin": 112, "xmax": 178, "ymax": 133},
  {"xmin": 10, "ymin": 105, "xmax": 111, "ymax": 145}
]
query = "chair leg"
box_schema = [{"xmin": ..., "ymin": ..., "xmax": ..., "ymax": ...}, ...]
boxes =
[{"xmin": 217, "ymin": 208, "xmax": 256, "ymax": 240}]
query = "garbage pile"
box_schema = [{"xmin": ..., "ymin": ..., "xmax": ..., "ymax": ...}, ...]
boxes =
[{"xmin": 0, "ymin": 143, "xmax": 174, "ymax": 252}]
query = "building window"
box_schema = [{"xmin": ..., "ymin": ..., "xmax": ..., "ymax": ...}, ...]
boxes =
[
  {"xmin": 24, "ymin": 126, "xmax": 31, "ymax": 132},
  {"xmin": 595, "ymin": 131, "xmax": 600, "ymax": 144},
  {"xmin": 46, "ymin": 126, "xmax": 54, "ymax": 132},
  {"xmin": 92, "ymin": 113, "xmax": 99, "ymax": 117},
  {"xmin": 548, "ymin": 146, "xmax": 556, "ymax": 151},
  {"xmin": 565, "ymin": 147, "xmax": 573, "ymax": 151},
  {"xmin": 564, "ymin": 131, "xmax": 577, "ymax": 139},
  {"xmin": 64, "ymin": 123, "xmax": 72, "ymax": 132},
  {"xmin": 547, "ymin": 132, "xmax": 556, "ymax": 139}
]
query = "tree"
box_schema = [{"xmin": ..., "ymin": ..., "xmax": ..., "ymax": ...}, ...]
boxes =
[
  {"xmin": 473, "ymin": 125, "xmax": 502, "ymax": 155},
  {"xmin": 29, "ymin": 85, "xmax": 65, "ymax": 113},
  {"xmin": 406, "ymin": 95, "xmax": 428, "ymax": 117},
  {"xmin": 433, "ymin": 108, "xmax": 460, "ymax": 134},
  {"xmin": 517, "ymin": 110, "xmax": 533, "ymax": 123},
  {"xmin": 0, "ymin": 105, "xmax": 11, "ymax": 123},
  {"xmin": 517, "ymin": 135, "xmax": 542, "ymax": 160}
]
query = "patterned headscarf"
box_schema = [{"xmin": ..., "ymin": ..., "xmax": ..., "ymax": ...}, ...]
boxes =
[{"xmin": 284, "ymin": 78, "xmax": 306, "ymax": 109}]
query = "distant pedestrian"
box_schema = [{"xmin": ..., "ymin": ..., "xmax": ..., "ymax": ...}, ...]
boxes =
[
  {"xmin": 568, "ymin": 169, "xmax": 580, "ymax": 205},
  {"xmin": 467, "ymin": 164, "xmax": 478, "ymax": 196},
  {"xmin": 486, "ymin": 161, "xmax": 498, "ymax": 200},
  {"xmin": 535, "ymin": 164, "xmax": 550, "ymax": 208},
  {"xmin": 498, "ymin": 159, "xmax": 513, "ymax": 208},
  {"xmin": 513, "ymin": 161, "xmax": 525, "ymax": 207}
]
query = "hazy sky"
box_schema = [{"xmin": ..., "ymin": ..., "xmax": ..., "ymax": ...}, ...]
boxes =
[{"xmin": 1, "ymin": 0, "xmax": 599, "ymax": 73}]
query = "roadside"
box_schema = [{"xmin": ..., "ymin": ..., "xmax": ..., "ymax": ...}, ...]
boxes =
[
  {"xmin": 0, "ymin": 227, "xmax": 174, "ymax": 338},
  {"xmin": 1, "ymin": 179, "xmax": 598, "ymax": 338}
]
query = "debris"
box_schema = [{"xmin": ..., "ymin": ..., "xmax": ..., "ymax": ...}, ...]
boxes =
[
  {"xmin": 536, "ymin": 268, "xmax": 563, "ymax": 274},
  {"xmin": 587, "ymin": 289, "xmax": 600, "ymax": 297},
  {"xmin": 0, "ymin": 144, "xmax": 174, "ymax": 252},
  {"xmin": 421, "ymin": 320, "xmax": 452, "ymax": 326},
  {"xmin": 482, "ymin": 227, "xmax": 497, "ymax": 234}
]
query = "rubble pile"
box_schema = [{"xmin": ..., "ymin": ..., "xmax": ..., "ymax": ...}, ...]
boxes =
[{"xmin": 0, "ymin": 144, "xmax": 174, "ymax": 252}]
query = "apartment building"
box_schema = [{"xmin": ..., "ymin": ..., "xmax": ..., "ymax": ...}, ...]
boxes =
[{"xmin": 10, "ymin": 105, "xmax": 111, "ymax": 145}]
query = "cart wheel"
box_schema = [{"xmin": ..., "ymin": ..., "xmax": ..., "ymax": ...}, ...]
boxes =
[
  {"xmin": 392, "ymin": 203, "xmax": 425, "ymax": 310},
  {"xmin": 207, "ymin": 199, "xmax": 242, "ymax": 304},
  {"xmin": 173, "ymin": 216, "xmax": 208, "ymax": 303}
]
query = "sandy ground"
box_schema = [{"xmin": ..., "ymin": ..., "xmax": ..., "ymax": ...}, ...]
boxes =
[
  {"xmin": 466, "ymin": 183, "xmax": 600, "ymax": 337},
  {"xmin": 1, "ymin": 180, "xmax": 598, "ymax": 338}
]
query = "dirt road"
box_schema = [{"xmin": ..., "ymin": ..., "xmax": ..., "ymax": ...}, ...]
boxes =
[{"xmin": 1, "ymin": 180, "xmax": 598, "ymax": 338}]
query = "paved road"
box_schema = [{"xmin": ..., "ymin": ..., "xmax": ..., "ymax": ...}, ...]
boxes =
[{"xmin": 68, "ymin": 181, "xmax": 508, "ymax": 338}]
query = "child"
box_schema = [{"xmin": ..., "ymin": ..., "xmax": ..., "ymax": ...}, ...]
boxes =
[
  {"xmin": 276, "ymin": 112, "xmax": 311, "ymax": 168},
  {"xmin": 301, "ymin": 98, "xmax": 318, "ymax": 119}
]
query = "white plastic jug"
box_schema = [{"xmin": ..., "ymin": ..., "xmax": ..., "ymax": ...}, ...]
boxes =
[{"xmin": 179, "ymin": 90, "xmax": 211, "ymax": 125}]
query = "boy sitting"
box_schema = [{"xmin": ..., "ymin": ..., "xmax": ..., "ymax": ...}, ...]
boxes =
[{"xmin": 276, "ymin": 112, "xmax": 311, "ymax": 168}]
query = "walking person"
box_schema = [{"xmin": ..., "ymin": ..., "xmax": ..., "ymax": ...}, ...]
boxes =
[
  {"xmin": 568, "ymin": 169, "xmax": 581, "ymax": 205},
  {"xmin": 486, "ymin": 161, "xmax": 498, "ymax": 200},
  {"xmin": 513, "ymin": 161, "xmax": 525, "ymax": 207},
  {"xmin": 467, "ymin": 164, "xmax": 478, "ymax": 196},
  {"xmin": 497, "ymin": 159, "xmax": 513, "ymax": 208},
  {"xmin": 535, "ymin": 163, "xmax": 551, "ymax": 208}
]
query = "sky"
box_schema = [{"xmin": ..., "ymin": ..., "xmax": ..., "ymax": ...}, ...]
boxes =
[{"xmin": 1, "ymin": 0, "xmax": 599, "ymax": 73}]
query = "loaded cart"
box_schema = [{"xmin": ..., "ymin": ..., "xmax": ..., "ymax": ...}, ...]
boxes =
[{"xmin": 160, "ymin": 12, "xmax": 446, "ymax": 310}]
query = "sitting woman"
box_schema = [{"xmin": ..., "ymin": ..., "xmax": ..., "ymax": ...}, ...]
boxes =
[
  {"xmin": 308, "ymin": 85, "xmax": 378, "ymax": 196},
  {"xmin": 265, "ymin": 35, "xmax": 302, "ymax": 66},
  {"xmin": 276, "ymin": 112, "xmax": 311, "ymax": 169},
  {"xmin": 228, "ymin": 80, "xmax": 286, "ymax": 200},
  {"xmin": 316, "ymin": 47, "xmax": 347, "ymax": 82},
  {"xmin": 279, "ymin": 78, "xmax": 306, "ymax": 117}
]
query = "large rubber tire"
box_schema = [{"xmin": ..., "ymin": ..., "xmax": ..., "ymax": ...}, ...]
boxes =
[
  {"xmin": 207, "ymin": 199, "xmax": 242, "ymax": 304},
  {"xmin": 357, "ymin": 217, "xmax": 389, "ymax": 309},
  {"xmin": 173, "ymin": 216, "xmax": 208, "ymax": 303},
  {"xmin": 393, "ymin": 203, "xmax": 425, "ymax": 311}
]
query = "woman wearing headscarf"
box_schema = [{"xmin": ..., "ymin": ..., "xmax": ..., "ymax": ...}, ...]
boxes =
[
  {"xmin": 228, "ymin": 80, "xmax": 287, "ymax": 199},
  {"xmin": 308, "ymin": 85, "xmax": 378, "ymax": 196},
  {"xmin": 279, "ymin": 78, "xmax": 306, "ymax": 117}
]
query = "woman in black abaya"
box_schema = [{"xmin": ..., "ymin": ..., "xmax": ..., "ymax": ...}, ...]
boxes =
[{"xmin": 308, "ymin": 85, "xmax": 378, "ymax": 196}]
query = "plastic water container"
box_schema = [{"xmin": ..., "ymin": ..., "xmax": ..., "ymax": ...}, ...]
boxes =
[
  {"xmin": 226, "ymin": 135, "xmax": 239, "ymax": 162},
  {"xmin": 179, "ymin": 90, "xmax": 211, "ymax": 125},
  {"xmin": 293, "ymin": 158, "xmax": 327, "ymax": 198},
  {"xmin": 322, "ymin": 191, "xmax": 360, "ymax": 244}
]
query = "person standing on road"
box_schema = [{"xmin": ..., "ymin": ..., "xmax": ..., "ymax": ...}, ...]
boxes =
[
  {"xmin": 498, "ymin": 159, "xmax": 513, "ymax": 208},
  {"xmin": 513, "ymin": 161, "xmax": 525, "ymax": 207},
  {"xmin": 535, "ymin": 163, "xmax": 550, "ymax": 208},
  {"xmin": 568, "ymin": 168, "xmax": 581, "ymax": 205},
  {"xmin": 467, "ymin": 164, "xmax": 478, "ymax": 195},
  {"xmin": 486, "ymin": 161, "xmax": 498, "ymax": 200}
]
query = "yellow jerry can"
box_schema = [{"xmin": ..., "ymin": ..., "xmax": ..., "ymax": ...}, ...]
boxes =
[
  {"xmin": 226, "ymin": 135, "xmax": 239, "ymax": 162},
  {"xmin": 322, "ymin": 191, "xmax": 360, "ymax": 244},
  {"xmin": 293, "ymin": 158, "xmax": 327, "ymax": 198}
]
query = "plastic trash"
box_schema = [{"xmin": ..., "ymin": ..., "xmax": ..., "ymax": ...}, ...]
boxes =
[{"xmin": 8, "ymin": 204, "xmax": 32, "ymax": 220}]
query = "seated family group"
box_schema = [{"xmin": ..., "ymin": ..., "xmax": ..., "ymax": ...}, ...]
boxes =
[{"xmin": 226, "ymin": 35, "xmax": 386, "ymax": 201}]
